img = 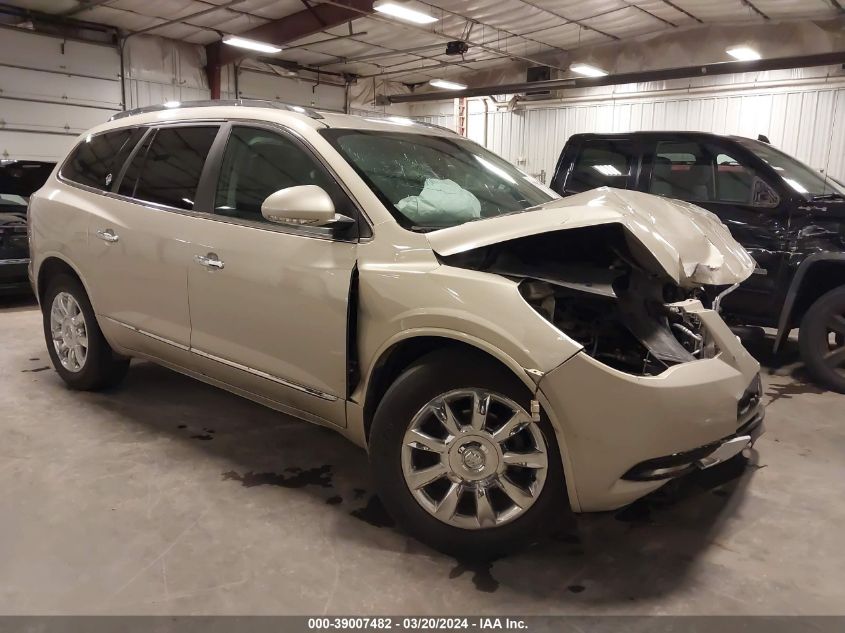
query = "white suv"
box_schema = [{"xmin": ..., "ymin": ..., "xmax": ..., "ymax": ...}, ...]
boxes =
[{"xmin": 28, "ymin": 100, "xmax": 764, "ymax": 556}]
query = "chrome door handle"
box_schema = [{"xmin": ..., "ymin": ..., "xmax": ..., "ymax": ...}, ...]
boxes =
[
  {"xmin": 194, "ymin": 253, "xmax": 224, "ymax": 270},
  {"xmin": 96, "ymin": 228, "xmax": 119, "ymax": 243}
]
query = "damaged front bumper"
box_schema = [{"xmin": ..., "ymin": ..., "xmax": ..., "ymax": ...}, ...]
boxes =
[
  {"xmin": 536, "ymin": 299, "xmax": 765, "ymax": 513},
  {"xmin": 621, "ymin": 411, "xmax": 764, "ymax": 481}
]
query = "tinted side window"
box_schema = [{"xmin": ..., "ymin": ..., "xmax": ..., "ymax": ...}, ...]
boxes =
[
  {"xmin": 566, "ymin": 140, "xmax": 635, "ymax": 192},
  {"xmin": 650, "ymin": 141, "xmax": 768, "ymax": 205},
  {"xmin": 118, "ymin": 132, "xmax": 153, "ymax": 198},
  {"xmin": 123, "ymin": 126, "xmax": 218, "ymax": 210},
  {"xmin": 62, "ymin": 128, "xmax": 143, "ymax": 190},
  {"xmin": 214, "ymin": 126, "xmax": 343, "ymax": 223},
  {"xmin": 716, "ymin": 153, "xmax": 755, "ymax": 203}
]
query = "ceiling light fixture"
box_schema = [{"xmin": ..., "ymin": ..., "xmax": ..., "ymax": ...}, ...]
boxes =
[
  {"xmin": 373, "ymin": 1, "xmax": 437, "ymax": 24},
  {"xmin": 726, "ymin": 46, "xmax": 761, "ymax": 61},
  {"xmin": 570, "ymin": 63, "xmax": 608, "ymax": 78},
  {"xmin": 569, "ymin": 64, "xmax": 607, "ymax": 77},
  {"xmin": 429, "ymin": 79, "xmax": 467, "ymax": 90},
  {"xmin": 223, "ymin": 35, "xmax": 282, "ymax": 54}
]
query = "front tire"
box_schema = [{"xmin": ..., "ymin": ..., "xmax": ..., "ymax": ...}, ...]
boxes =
[
  {"xmin": 42, "ymin": 274, "xmax": 129, "ymax": 391},
  {"xmin": 368, "ymin": 348, "xmax": 566, "ymax": 558},
  {"xmin": 799, "ymin": 286, "xmax": 845, "ymax": 393}
]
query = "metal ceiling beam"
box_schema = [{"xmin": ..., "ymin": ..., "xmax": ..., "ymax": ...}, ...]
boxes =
[
  {"xmin": 59, "ymin": 0, "xmax": 115, "ymax": 18},
  {"xmin": 659, "ymin": 0, "xmax": 703, "ymax": 23},
  {"xmin": 127, "ymin": 0, "xmax": 246, "ymax": 37},
  {"xmin": 740, "ymin": 0, "xmax": 770, "ymax": 20},
  {"xmin": 517, "ymin": 0, "xmax": 619, "ymax": 40},
  {"xmin": 209, "ymin": 0, "xmax": 374, "ymax": 68},
  {"xmin": 312, "ymin": 42, "xmax": 446, "ymax": 67},
  {"xmin": 384, "ymin": 50, "xmax": 845, "ymax": 103},
  {"xmin": 204, "ymin": 0, "xmax": 373, "ymax": 98},
  {"xmin": 319, "ymin": 0, "xmax": 570, "ymax": 72}
]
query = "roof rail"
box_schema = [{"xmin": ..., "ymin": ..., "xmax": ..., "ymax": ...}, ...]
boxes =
[
  {"xmin": 108, "ymin": 99, "xmax": 324, "ymax": 122},
  {"xmin": 411, "ymin": 119, "xmax": 459, "ymax": 135}
]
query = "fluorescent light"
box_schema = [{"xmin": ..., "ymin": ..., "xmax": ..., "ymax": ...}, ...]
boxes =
[
  {"xmin": 163, "ymin": 100, "xmax": 180, "ymax": 108},
  {"xmin": 592, "ymin": 164, "xmax": 622, "ymax": 177},
  {"xmin": 570, "ymin": 63, "xmax": 608, "ymax": 78},
  {"xmin": 223, "ymin": 36, "xmax": 282, "ymax": 54},
  {"xmin": 429, "ymin": 79, "xmax": 467, "ymax": 90},
  {"xmin": 727, "ymin": 46, "xmax": 761, "ymax": 61},
  {"xmin": 374, "ymin": 1, "xmax": 437, "ymax": 24}
]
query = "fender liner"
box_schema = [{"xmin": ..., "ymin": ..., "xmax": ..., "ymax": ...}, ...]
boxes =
[{"xmin": 773, "ymin": 252, "xmax": 845, "ymax": 353}]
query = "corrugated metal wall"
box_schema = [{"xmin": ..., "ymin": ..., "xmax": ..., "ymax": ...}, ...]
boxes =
[
  {"xmin": 413, "ymin": 68, "xmax": 845, "ymax": 184},
  {"xmin": 0, "ymin": 29, "xmax": 347, "ymax": 160},
  {"xmin": 0, "ymin": 27, "xmax": 121, "ymax": 160},
  {"xmin": 124, "ymin": 35, "xmax": 210, "ymax": 111}
]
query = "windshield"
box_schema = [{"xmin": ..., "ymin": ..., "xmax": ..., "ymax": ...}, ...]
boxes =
[
  {"xmin": 320, "ymin": 129, "xmax": 557, "ymax": 230},
  {"xmin": 734, "ymin": 138, "xmax": 845, "ymax": 198}
]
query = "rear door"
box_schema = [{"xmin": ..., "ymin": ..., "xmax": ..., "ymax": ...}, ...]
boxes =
[
  {"xmin": 553, "ymin": 137, "xmax": 638, "ymax": 195},
  {"xmin": 83, "ymin": 124, "xmax": 220, "ymax": 359},
  {"xmin": 641, "ymin": 137, "xmax": 789, "ymax": 319}
]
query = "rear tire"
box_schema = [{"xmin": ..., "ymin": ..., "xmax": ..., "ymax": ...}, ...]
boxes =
[
  {"xmin": 42, "ymin": 274, "xmax": 129, "ymax": 391},
  {"xmin": 799, "ymin": 286, "xmax": 845, "ymax": 393},
  {"xmin": 368, "ymin": 348, "xmax": 567, "ymax": 558}
]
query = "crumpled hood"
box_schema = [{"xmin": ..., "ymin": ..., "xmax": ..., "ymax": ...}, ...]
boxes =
[{"xmin": 427, "ymin": 187, "xmax": 755, "ymax": 287}]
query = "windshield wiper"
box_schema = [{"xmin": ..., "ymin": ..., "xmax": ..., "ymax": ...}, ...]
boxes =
[{"xmin": 812, "ymin": 193, "xmax": 845, "ymax": 201}]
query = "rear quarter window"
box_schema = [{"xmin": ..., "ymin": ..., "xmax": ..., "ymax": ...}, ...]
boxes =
[
  {"xmin": 118, "ymin": 126, "xmax": 218, "ymax": 211},
  {"xmin": 62, "ymin": 128, "xmax": 144, "ymax": 191}
]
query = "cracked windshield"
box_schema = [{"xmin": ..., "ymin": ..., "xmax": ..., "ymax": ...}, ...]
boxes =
[{"xmin": 321, "ymin": 128, "xmax": 557, "ymax": 230}]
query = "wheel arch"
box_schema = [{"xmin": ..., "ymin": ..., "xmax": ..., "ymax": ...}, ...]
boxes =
[
  {"xmin": 361, "ymin": 331, "xmax": 541, "ymax": 444},
  {"xmin": 35, "ymin": 255, "xmax": 91, "ymax": 307},
  {"xmin": 774, "ymin": 253, "xmax": 845, "ymax": 352}
]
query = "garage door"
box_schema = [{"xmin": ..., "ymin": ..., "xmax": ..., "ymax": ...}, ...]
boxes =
[{"xmin": 0, "ymin": 28, "xmax": 121, "ymax": 161}]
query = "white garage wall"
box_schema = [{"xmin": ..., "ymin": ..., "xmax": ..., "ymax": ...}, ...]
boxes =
[
  {"xmin": 124, "ymin": 35, "xmax": 210, "ymax": 110},
  {"xmin": 0, "ymin": 26, "xmax": 121, "ymax": 160},
  {"xmin": 411, "ymin": 66, "xmax": 845, "ymax": 184},
  {"xmin": 0, "ymin": 28, "xmax": 351, "ymax": 161},
  {"xmin": 230, "ymin": 67, "xmax": 346, "ymax": 112}
]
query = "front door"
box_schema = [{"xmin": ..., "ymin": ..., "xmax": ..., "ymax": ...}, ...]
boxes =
[
  {"xmin": 185, "ymin": 124, "xmax": 358, "ymax": 427},
  {"xmin": 643, "ymin": 138, "xmax": 789, "ymax": 322}
]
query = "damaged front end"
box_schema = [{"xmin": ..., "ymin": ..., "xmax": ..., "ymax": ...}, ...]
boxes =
[{"xmin": 441, "ymin": 224, "xmax": 722, "ymax": 376}]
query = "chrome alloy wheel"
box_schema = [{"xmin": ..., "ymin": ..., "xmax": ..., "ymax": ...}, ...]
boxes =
[
  {"xmin": 401, "ymin": 389, "xmax": 549, "ymax": 530},
  {"xmin": 50, "ymin": 291, "xmax": 88, "ymax": 373}
]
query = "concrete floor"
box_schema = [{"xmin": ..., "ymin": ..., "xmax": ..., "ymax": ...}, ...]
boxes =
[{"xmin": 1, "ymin": 296, "xmax": 844, "ymax": 616}]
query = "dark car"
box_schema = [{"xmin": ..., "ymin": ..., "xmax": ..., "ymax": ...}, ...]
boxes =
[
  {"xmin": 0, "ymin": 160, "xmax": 54, "ymax": 295},
  {"xmin": 550, "ymin": 132, "xmax": 845, "ymax": 392}
]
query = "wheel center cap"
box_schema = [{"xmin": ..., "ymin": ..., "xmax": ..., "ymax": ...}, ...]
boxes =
[{"xmin": 461, "ymin": 445, "xmax": 485, "ymax": 471}]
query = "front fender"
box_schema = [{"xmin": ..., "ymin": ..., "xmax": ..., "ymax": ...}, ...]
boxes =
[
  {"xmin": 774, "ymin": 252, "xmax": 845, "ymax": 352},
  {"xmin": 356, "ymin": 263, "xmax": 583, "ymax": 399}
]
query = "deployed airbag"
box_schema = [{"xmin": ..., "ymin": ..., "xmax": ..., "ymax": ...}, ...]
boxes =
[{"xmin": 396, "ymin": 178, "xmax": 481, "ymax": 224}]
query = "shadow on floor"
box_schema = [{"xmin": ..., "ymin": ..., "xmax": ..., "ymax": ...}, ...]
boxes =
[{"xmin": 55, "ymin": 358, "xmax": 761, "ymax": 603}]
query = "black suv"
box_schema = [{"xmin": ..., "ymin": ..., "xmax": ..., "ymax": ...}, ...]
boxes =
[
  {"xmin": 1, "ymin": 160, "xmax": 54, "ymax": 294},
  {"xmin": 551, "ymin": 132, "xmax": 845, "ymax": 392}
]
